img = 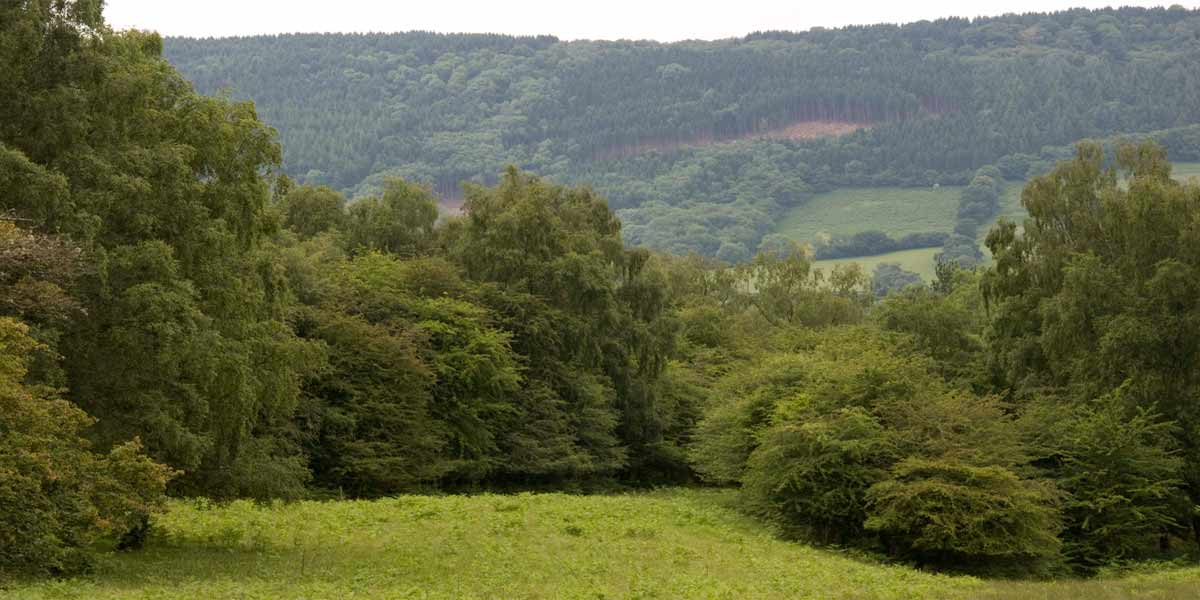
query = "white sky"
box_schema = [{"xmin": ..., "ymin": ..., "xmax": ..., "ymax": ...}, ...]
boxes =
[{"xmin": 104, "ymin": 1, "xmax": 1198, "ymax": 40}]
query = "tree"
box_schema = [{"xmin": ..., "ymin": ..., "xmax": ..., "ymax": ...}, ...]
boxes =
[
  {"xmin": 983, "ymin": 141, "xmax": 1200, "ymax": 548},
  {"xmin": 345, "ymin": 179, "xmax": 439, "ymax": 256},
  {"xmin": 1, "ymin": 3, "xmax": 322, "ymax": 499},
  {"xmin": 281, "ymin": 185, "xmax": 346, "ymax": 240}
]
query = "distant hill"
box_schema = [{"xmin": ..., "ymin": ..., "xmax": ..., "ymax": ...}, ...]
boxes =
[{"xmin": 164, "ymin": 6, "xmax": 1200, "ymax": 258}]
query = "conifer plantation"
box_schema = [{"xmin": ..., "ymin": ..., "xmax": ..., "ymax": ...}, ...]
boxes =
[{"xmin": 4, "ymin": 1, "xmax": 1200, "ymax": 597}]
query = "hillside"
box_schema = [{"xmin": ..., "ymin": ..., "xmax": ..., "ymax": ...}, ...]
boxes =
[
  {"xmin": 5, "ymin": 490, "xmax": 1200, "ymax": 599},
  {"xmin": 163, "ymin": 7, "xmax": 1200, "ymax": 258}
]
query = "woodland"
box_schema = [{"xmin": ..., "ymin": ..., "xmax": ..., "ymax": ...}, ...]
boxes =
[
  {"xmin": 164, "ymin": 7, "xmax": 1200, "ymax": 260},
  {"xmin": 4, "ymin": 0, "xmax": 1200, "ymax": 587}
]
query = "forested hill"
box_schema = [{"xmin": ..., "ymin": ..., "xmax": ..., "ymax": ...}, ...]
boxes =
[{"xmin": 164, "ymin": 7, "xmax": 1200, "ymax": 258}]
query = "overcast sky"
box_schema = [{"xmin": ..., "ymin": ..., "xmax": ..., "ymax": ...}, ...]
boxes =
[{"xmin": 104, "ymin": 1, "xmax": 1197, "ymax": 40}]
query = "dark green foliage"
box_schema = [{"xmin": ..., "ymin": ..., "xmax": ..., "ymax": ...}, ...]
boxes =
[
  {"xmin": 1022, "ymin": 391, "xmax": 1186, "ymax": 569},
  {"xmin": 163, "ymin": 7, "xmax": 1200, "ymax": 257},
  {"xmin": 0, "ymin": 316, "xmax": 174, "ymax": 577},
  {"xmin": 281, "ymin": 185, "xmax": 346, "ymax": 240},
  {"xmin": 938, "ymin": 167, "xmax": 1003, "ymax": 267},
  {"xmin": 870, "ymin": 263, "xmax": 924, "ymax": 297},
  {"xmin": 1, "ymin": 1, "xmax": 321, "ymax": 499}
]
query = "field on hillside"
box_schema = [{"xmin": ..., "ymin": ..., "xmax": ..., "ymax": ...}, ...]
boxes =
[
  {"xmin": 815, "ymin": 247, "xmax": 941, "ymax": 282},
  {"xmin": 4, "ymin": 489, "xmax": 1198, "ymax": 600},
  {"xmin": 1174, "ymin": 162, "xmax": 1200, "ymax": 181},
  {"xmin": 775, "ymin": 186, "xmax": 962, "ymax": 245}
]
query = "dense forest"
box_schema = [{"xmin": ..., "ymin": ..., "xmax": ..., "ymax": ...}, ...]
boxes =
[
  {"xmin": 6, "ymin": 0, "xmax": 1200, "ymax": 585},
  {"xmin": 163, "ymin": 7, "xmax": 1200, "ymax": 257}
]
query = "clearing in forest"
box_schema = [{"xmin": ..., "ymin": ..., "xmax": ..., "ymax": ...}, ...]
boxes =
[
  {"xmin": 815, "ymin": 246, "xmax": 942, "ymax": 282},
  {"xmin": 775, "ymin": 186, "xmax": 962, "ymax": 245}
]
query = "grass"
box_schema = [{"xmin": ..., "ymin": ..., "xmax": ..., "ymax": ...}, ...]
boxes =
[
  {"xmin": 7, "ymin": 489, "xmax": 1194, "ymax": 599},
  {"xmin": 775, "ymin": 186, "xmax": 963, "ymax": 245},
  {"xmin": 1173, "ymin": 161, "xmax": 1200, "ymax": 182},
  {"xmin": 815, "ymin": 247, "xmax": 941, "ymax": 282}
]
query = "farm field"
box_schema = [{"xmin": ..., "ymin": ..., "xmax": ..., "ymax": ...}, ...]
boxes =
[
  {"xmin": 815, "ymin": 246, "xmax": 941, "ymax": 282},
  {"xmin": 4, "ymin": 489, "xmax": 1197, "ymax": 600},
  {"xmin": 1173, "ymin": 161, "xmax": 1200, "ymax": 181},
  {"xmin": 775, "ymin": 186, "xmax": 963, "ymax": 245}
]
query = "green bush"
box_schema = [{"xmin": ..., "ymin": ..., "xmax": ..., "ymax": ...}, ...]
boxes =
[
  {"xmin": 1023, "ymin": 391, "xmax": 1187, "ymax": 569},
  {"xmin": 743, "ymin": 407, "xmax": 893, "ymax": 543},
  {"xmin": 865, "ymin": 458, "xmax": 1062, "ymax": 572},
  {"xmin": 0, "ymin": 318, "xmax": 174, "ymax": 577}
]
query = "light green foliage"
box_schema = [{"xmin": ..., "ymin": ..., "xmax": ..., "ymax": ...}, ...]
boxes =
[
  {"xmin": 345, "ymin": 179, "xmax": 439, "ymax": 256},
  {"xmin": 775, "ymin": 186, "xmax": 962, "ymax": 246},
  {"xmin": 8, "ymin": 491, "xmax": 1200, "ymax": 599},
  {"xmin": 0, "ymin": 317, "xmax": 173, "ymax": 577},
  {"xmin": 865, "ymin": 459, "xmax": 1063, "ymax": 570},
  {"xmin": 815, "ymin": 247, "xmax": 941, "ymax": 282}
]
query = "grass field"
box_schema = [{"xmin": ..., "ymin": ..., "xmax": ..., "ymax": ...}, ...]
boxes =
[
  {"xmin": 1173, "ymin": 161, "xmax": 1200, "ymax": 181},
  {"xmin": 7, "ymin": 489, "xmax": 1194, "ymax": 599},
  {"xmin": 815, "ymin": 247, "xmax": 941, "ymax": 282},
  {"xmin": 775, "ymin": 186, "xmax": 963, "ymax": 245}
]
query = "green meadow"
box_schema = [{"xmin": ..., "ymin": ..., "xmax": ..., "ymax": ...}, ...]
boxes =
[
  {"xmin": 815, "ymin": 246, "xmax": 942, "ymax": 282},
  {"xmin": 4, "ymin": 489, "xmax": 1197, "ymax": 600},
  {"xmin": 775, "ymin": 186, "xmax": 963, "ymax": 245}
]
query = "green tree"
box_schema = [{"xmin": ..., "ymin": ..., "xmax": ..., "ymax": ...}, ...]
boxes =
[
  {"xmin": 345, "ymin": 179, "xmax": 439, "ymax": 256},
  {"xmin": 984, "ymin": 141, "xmax": 1200, "ymax": 549}
]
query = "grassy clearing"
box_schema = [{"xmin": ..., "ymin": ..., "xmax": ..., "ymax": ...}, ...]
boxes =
[
  {"xmin": 3, "ymin": 488, "xmax": 1197, "ymax": 599},
  {"xmin": 1173, "ymin": 161, "xmax": 1200, "ymax": 181},
  {"xmin": 815, "ymin": 247, "xmax": 941, "ymax": 282},
  {"xmin": 775, "ymin": 186, "xmax": 962, "ymax": 244}
]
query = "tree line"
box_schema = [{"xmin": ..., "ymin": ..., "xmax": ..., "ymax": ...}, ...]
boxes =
[{"xmin": 162, "ymin": 6, "xmax": 1200, "ymax": 257}]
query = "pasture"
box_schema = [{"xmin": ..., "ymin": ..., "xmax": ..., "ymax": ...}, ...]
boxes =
[
  {"xmin": 6, "ymin": 489, "xmax": 1195, "ymax": 599},
  {"xmin": 775, "ymin": 186, "xmax": 962, "ymax": 245},
  {"xmin": 815, "ymin": 246, "xmax": 941, "ymax": 282}
]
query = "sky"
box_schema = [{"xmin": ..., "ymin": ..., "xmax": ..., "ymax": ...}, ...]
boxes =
[{"xmin": 104, "ymin": 1, "xmax": 1198, "ymax": 40}]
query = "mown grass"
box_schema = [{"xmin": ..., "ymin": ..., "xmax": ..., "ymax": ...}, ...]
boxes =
[
  {"xmin": 5, "ymin": 488, "xmax": 1194, "ymax": 599},
  {"xmin": 775, "ymin": 186, "xmax": 962, "ymax": 245},
  {"xmin": 815, "ymin": 247, "xmax": 941, "ymax": 282}
]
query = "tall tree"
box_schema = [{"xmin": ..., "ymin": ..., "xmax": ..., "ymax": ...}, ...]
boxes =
[{"xmin": 983, "ymin": 141, "xmax": 1200, "ymax": 545}]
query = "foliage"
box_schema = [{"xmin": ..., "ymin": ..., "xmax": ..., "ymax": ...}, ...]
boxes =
[
  {"xmin": 1021, "ymin": 391, "xmax": 1187, "ymax": 569},
  {"xmin": 164, "ymin": 8, "xmax": 1200, "ymax": 257},
  {"xmin": 983, "ymin": 141, "xmax": 1200, "ymax": 550},
  {"xmin": 865, "ymin": 459, "xmax": 1062, "ymax": 571},
  {"xmin": 344, "ymin": 179, "xmax": 439, "ymax": 256},
  {"xmin": 871, "ymin": 263, "xmax": 924, "ymax": 297},
  {"xmin": 0, "ymin": 317, "xmax": 173, "ymax": 577}
]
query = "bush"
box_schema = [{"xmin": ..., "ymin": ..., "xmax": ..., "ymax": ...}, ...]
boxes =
[
  {"xmin": 865, "ymin": 458, "xmax": 1062, "ymax": 572},
  {"xmin": 0, "ymin": 318, "xmax": 174, "ymax": 577},
  {"xmin": 743, "ymin": 407, "xmax": 893, "ymax": 543},
  {"xmin": 1023, "ymin": 390, "xmax": 1187, "ymax": 569}
]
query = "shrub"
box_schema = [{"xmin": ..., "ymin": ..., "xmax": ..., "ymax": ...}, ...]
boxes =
[
  {"xmin": 0, "ymin": 318, "xmax": 174, "ymax": 577},
  {"xmin": 865, "ymin": 458, "xmax": 1062, "ymax": 572}
]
